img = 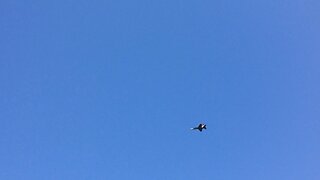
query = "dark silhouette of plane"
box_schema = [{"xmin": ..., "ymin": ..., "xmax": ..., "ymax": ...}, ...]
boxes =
[{"xmin": 191, "ymin": 123, "xmax": 207, "ymax": 132}]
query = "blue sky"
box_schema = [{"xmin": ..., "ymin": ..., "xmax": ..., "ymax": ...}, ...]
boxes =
[{"xmin": 1, "ymin": 0, "xmax": 320, "ymax": 179}]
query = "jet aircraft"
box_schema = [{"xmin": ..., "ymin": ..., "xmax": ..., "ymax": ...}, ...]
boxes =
[{"xmin": 191, "ymin": 123, "xmax": 207, "ymax": 132}]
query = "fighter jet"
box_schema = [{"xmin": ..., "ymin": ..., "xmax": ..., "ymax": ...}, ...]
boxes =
[{"xmin": 191, "ymin": 123, "xmax": 207, "ymax": 132}]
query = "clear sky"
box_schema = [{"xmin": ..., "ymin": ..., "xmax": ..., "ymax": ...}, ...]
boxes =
[{"xmin": 1, "ymin": 0, "xmax": 320, "ymax": 179}]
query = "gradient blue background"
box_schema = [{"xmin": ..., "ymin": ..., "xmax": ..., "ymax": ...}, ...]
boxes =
[{"xmin": 1, "ymin": 0, "xmax": 319, "ymax": 179}]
